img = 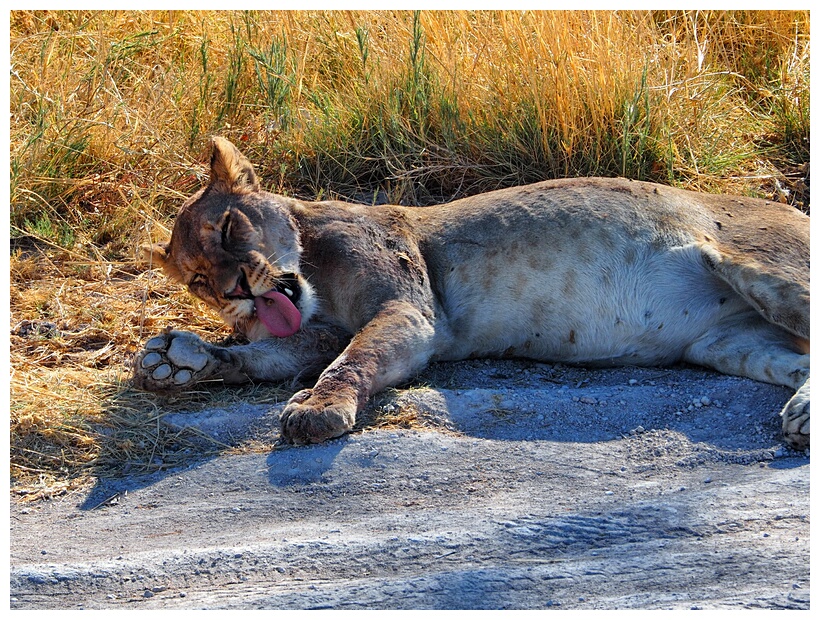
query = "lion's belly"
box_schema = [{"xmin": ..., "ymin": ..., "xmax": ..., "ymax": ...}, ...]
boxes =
[{"xmin": 431, "ymin": 243, "xmax": 750, "ymax": 366}]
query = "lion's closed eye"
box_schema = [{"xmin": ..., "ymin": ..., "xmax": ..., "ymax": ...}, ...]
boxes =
[{"xmin": 189, "ymin": 273, "xmax": 208, "ymax": 288}]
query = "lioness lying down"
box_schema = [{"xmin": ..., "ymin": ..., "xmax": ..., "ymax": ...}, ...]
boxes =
[{"xmin": 135, "ymin": 137, "xmax": 810, "ymax": 449}]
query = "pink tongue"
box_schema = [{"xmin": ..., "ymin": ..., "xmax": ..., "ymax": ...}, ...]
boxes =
[{"xmin": 254, "ymin": 291, "xmax": 302, "ymax": 337}]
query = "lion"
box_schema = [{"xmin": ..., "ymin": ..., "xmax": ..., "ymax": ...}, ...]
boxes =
[{"xmin": 134, "ymin": 137, "xmax": 810, "ymax": 449}]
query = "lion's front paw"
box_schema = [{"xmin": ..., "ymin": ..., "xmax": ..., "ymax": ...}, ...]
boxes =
[
  {"xmin": 133, "ymin": 330, "xmax": 223, "ymax": 392},
  {"xmin": 781, "ymin": 378, "xmax": 810, "ymax": 451},
  {"xmin": 280, "ymin": 389, "xmax": 356, "ymax": 445}
]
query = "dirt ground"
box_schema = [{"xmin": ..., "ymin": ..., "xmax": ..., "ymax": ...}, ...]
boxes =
[{"xmin": 9, "ymin": 360, "xmax": 810, "ymax": 610}]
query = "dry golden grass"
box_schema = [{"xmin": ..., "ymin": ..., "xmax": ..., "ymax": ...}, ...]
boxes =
[
  {"xmin": 9, "ymin": 10, "xmax": 810, "ymax": 496},
  {"xmin": 10, "ymin": 251, "xmax": 223, "ymax": 496}
]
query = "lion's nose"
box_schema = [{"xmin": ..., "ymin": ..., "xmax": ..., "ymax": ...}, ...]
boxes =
[
  {"xmin": 226, "ymin": 283, "xmax": 245, "ymax": 297},
  {"xmin": 225, "ymin": 272, "xmax": 252, "ymax": 299}
]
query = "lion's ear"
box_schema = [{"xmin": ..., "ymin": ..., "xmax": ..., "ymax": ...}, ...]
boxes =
[
  {"xmin": 139, "ymin": 242, "xmax": 169, "ymax": 268},
  {"xmin": 209, "ymin": 136, "xmax": 260, "ymax": 195},
  {"xmin": 139, "ymin": 242, "xmax": 181, "ymax": 281}
]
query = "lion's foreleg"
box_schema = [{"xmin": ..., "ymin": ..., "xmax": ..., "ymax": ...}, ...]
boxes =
[
  {"xmin": 280, "ymin": 301, "xmax": 437, "ymax": 444},
  {"xmin": 133, "ymin": 326, "xmax": 348, "ymax": 391}
]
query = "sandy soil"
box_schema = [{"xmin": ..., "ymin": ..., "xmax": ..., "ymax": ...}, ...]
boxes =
[{"xmin": 9, "ymin": 360, "xmax": 810, "ymax": 609}]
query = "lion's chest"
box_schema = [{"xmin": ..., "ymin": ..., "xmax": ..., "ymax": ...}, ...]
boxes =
[{"xmin": 300, "ymin": 215, "xmax": 434, "ymax": 331}]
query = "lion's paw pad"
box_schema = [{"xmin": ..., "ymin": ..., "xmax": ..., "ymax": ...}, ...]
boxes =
[
  {"xmin": 133, "ymin": 331, "xmax": 219, "ymax": 391},
  {"xmin": 167, "ymin": 337, "xmax": 210, "ymax": 371}
]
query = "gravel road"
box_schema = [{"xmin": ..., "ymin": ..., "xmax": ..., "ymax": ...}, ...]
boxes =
[{"xmin": 10, "ymin": 360, "xmax": 810, "ymax": 609}]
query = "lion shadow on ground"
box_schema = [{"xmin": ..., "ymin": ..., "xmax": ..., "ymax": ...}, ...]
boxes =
[{"xmin": 79, "ymin": 359, "xmax": 803, "ymax": 510}]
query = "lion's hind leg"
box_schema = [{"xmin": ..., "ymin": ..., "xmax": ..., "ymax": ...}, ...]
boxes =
[
  {"xmin": 699, "ymin": 242, "xmax": 809, "ymax": 340},
  {"xmin": 683, "ymin": 314, "xmax": 809, "ymax": 449},
  {"xmin": 693, "ymin": 241, "xmax": 809, "ymax": 449}
]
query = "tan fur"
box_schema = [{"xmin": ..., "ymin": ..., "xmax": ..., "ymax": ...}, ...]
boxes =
[{"xmin": 135, "ymin": 138, "xmax": 810, "ymax": 449}]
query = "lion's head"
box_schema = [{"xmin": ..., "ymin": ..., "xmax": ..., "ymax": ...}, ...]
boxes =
[{"xmin": 143, "ymin": 137, "xmax": 316, "ymax": 341}]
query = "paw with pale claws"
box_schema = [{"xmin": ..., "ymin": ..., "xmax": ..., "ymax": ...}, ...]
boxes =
[
  {"xmin": 280, "ymin": 388, "xmax": 356, "ymax": 445},
  {"xmin": 781, "ymin": 378, "xmax": 810, "ymax": 451},
  {"xmin": 133, "ymin": 330, "xmax": 225, "ymax": 391}
]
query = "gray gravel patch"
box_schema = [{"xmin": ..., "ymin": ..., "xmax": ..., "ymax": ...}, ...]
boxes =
[{"xmin": 10, "ymin": 361, "xmax": 810, "ymax": 609}]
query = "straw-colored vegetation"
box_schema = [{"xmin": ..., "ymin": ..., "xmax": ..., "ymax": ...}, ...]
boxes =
[{"xmin": 9, "ymin": 10, "xmax": 810, "ymax": 497}]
